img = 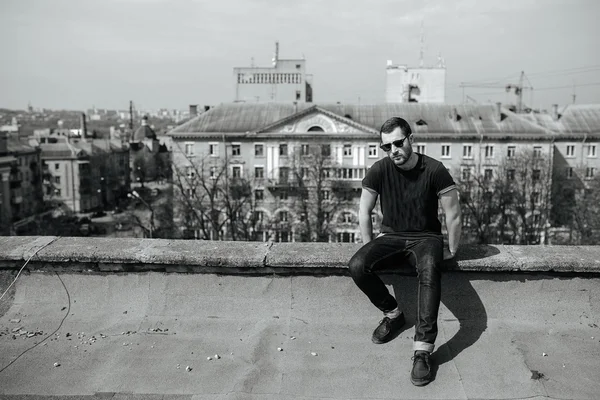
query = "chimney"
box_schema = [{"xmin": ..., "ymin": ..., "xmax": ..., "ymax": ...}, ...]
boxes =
[
  {"xmin": 551, "ymin": 104, "xmax": 559, "ymax": 121},
  {"xmin": 386, "ymin": 60, "xmax": 393, "ymax": 67},
  {"xmin": 495, "ymin": 102, "xmax": 502, "ymax": 122},
  {"xmin": 189, "ymin": 104, "xmax": 198, "ymax": 117},
  {"xmin": 80, "ymin": 113, "xmax": 87, "ymax": 138}
]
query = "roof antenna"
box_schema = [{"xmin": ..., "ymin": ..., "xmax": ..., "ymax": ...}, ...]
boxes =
[
  {"xmin": 251, "ymin": 57, "xmax": 255, "ymax": 68},
  {"xmin": 419, "ymin": 20, "xmax": 424, "ymax": 68}
]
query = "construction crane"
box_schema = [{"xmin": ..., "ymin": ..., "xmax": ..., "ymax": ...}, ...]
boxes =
[{"xmin": 459, "ymin": 71, "xmax": 533, "ymax": 113}]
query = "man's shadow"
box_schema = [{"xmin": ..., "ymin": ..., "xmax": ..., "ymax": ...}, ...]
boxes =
[{"xmin": 378, "ymin": 244, "xmax": 498, "ymax": 380}]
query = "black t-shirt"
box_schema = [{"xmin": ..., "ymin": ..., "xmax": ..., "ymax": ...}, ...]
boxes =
[{"xmin": 362, "ymin": 153, "xmax": 456, "ymax": 237}]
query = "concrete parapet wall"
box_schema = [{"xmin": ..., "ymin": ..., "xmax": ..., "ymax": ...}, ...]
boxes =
[{"xmin": 0, "ymin": 236, "xmax": 599, "ymax": 274}]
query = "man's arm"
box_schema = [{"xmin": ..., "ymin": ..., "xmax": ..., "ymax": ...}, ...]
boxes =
[
  {"xmin": 440, "ymin": 188, "xmax": 462, "ymax": 259},
  {"xmin": 359, "ymin": 188, "xmax": 378, "ymax": 244}
]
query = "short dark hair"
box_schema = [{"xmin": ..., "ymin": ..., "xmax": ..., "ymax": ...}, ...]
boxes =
[{"xmin": 379, "ymin": 117, "xmax": 412, "ymax": 139}]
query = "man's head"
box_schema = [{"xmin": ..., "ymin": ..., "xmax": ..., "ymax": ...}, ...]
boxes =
[{"xmin": 379, "ymin": 117, "xmax": 414, "ymax": 166}]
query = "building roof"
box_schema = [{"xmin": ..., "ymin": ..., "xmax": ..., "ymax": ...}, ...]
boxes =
[
  {"xmin": 518, "ymin": 104, "xmax": 600, "ymax": 136},
  {"xmin": 7, "ymin": 138, "xmax": 38, "ymax": 155},
  {"xmin": 133, "ymin": 123, "xmax": 157, "ymax": 142},
  {"xmin": 167, "ymin": 103, "xmax": 557, "ymax": 138},
  {"xmin": 39, "ymin": 142, "xmax": 87, "ymax": 160}
]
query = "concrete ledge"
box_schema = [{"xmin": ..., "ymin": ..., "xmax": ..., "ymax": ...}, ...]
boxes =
[{"xmin": 0, "ymin": 236, "xmax": 599, "ymax": 274}]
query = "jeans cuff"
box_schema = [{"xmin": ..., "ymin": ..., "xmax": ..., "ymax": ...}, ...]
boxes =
[{"xmin": 413, "ymin": 341, "xmax": 434, "ymax": 353}]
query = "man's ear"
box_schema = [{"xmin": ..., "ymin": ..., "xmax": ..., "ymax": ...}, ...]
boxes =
[{"xmin": 409, "ymin": 134, "xmax": 415, "ymax": 144}]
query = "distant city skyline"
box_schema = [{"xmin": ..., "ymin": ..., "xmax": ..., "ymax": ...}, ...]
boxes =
[{"xmin": 1, "ymin": 0, "xmax": 599, "ymax": 112}]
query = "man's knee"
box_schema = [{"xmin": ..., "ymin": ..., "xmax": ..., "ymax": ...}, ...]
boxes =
[{"xmin": 348, "ymin": 253, "xmax": 367, "ymax": 278}]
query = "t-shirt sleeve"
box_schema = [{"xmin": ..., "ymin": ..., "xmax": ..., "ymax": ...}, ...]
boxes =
[
  {"xmin": 362, "ymin": 162, "xmax": 381, "ymax": 194},
  {"xmin": 433, "ymin": 163, "xmax": 457, "ymax": 196}
]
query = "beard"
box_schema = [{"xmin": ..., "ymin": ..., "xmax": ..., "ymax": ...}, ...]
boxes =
[{"xmin": 390, "ymin": 148, "xmax": 412, "ymax": 166}]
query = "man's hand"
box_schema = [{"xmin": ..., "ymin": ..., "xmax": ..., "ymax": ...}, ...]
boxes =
[{"xmin": 443, "ymin": 247, "xmax": 455, "ymax": 261}]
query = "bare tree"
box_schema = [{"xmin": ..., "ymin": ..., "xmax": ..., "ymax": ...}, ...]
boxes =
[
  {"xmin": 171, "ymin": 149, "xmax": 258, "ymax": 241},
  {"xmin": 551, "ymin": 168, "xmax": 600, "ymax": 244},
  {"xmin": 284, "ymin": 143, "xmax": 356, "ymax": 242},
  {"xmin": 455, "ymin": 148, "xmax": 553, "ymax": 245}
]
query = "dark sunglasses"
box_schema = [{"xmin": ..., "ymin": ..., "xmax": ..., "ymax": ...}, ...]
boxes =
[{"xmin": 380, "ymin": 135, "xmax": 411, "ymax": 152}]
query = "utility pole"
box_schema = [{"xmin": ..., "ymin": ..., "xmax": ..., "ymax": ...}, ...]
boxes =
[{"xmin": 129, "ymin": 100, "xmax": 134, "ymax": 140}]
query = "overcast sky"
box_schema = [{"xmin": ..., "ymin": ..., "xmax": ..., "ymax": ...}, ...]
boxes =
[{"xmin": 1, "ymin": 0, "xmax": 599, "ymax": 112}]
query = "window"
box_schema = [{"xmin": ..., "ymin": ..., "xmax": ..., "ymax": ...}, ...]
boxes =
[
  {"xmin": 484, "ymin": 169, "xmax": 493, "ymax": 180},
  {"xmin": 343, "ymin": 144, "xmax": 352, "ymax": 157},
  {"xmin": 533, "ymin": 146, "xmax": 542, "ymax": 158},
  {"xmin": 279, "ymin": 167, "xmax": 289, "ymax": 183},
  {"xmin": 368, "ymin": 144, "xmax": 378, "ymax": 158},
  {"xmin": 321, "ymin": 144, "xmax": 331, "ymax": 156},
  {"xmin": 254, "ymin": 167, "xmax": 264, "ymax": 178},
  {"xmin": 566, "ymin": 167, "xmax": 573, "ymax": 178},
  {"xmin": 533, "ymin": 169, "xmax": 541, "ymax": 181},
  {"xmin": 280, "ymin": 191, "xmax": 288, "ymax": 200},
  {"xmin": 55, "ymin": 188, "xmax": 61, "ymax": 196},
  {"xmin": 186, "ymin": 166, "xmax": 195, "ymax": 179},
  {"xmin": 255, "ymin": 144, "xmax": 264, "ymax": 157},
  {"xmin": 532, "ymin": 192, "xmax": 540, "ymax": 205},
  {"xmin": 586, "ymin": 167, "xmax": 595, "ymax": 179},
  {"xmin": 254, "ymin": 210, "xmax": 264, "ymax": 222},
  {"xmin": 55, "ymin": 176, "xmax": 61, "ymax": 184},
  {"xmin": 484, "ymin": 145, "xmax": 494, "ymax": 158},
  {"xmin": 301, "ymin": 167, "xmax": 309, "ymax": 178},
  {"xmin": 507, "ymin": 146, "xmax": 516, "ymax": 158},
  {"xmin": 276, "ymin": 231, "xmax": 289, "ymax": 242},
  {"xmin": 463, "ymin": 145, "xmax": 473, "ymax": 159},
  {"xmin": 441, "ymin": 145, "xmax": 451, "ymax": 158},
  {"xmin": 341, "ymin": 212, "xmax": 353, "ymax": 223},
  {"xmin": 337, "ymin": 232, "xmax": 355, "ymax": 243},
  {"xmin": 255, "ymin": 189, "xmax": 264, "ymax": 200},
  {"xmin": 461, "ymin": 167, "xmax": 471, "ymax": 181},
  {"xmin": 323, "ymin": 211, "xmax": 330, "ymax": 221},
  {"xmin": 416, "ymin": 144, "xmax": 426, "ymax": 154},
  {"xmin": 209, "ymin": 143, "xmax": 218, "ymax": 156},
  {"xmin": 296, "ymin": 91, "xmax": 301, "ymax": 100},
  {"xmin": 507, "ymin": 169, "xmax": 515, "ymax": 180},
  {"xmin": 371, "ymin": 213, "xmax": 377, "ymax": 224},
  {"xmin": 322, "ymin": 168, "xmax": 331, "ymax": 178},
  {"xmin": 279, "ymin": 143, "xmax": 288, "ymax": 156},
  {"xmin": 232, "ymin": 144, "xmax": 241, "ymax": 157},
  {"xmin": 588, "ymin": 145, "xmax": 597, "ymax": 158},
  {"xmin": 301, "ymin": 144, "xmax": 310, "ymax": 156},
  {"xmin": 55, "ymin": 163, "xmax": 60, "ymax": 170},
  {"xmin": 185, "ymin": 143, "xmax": 194, "ymax": 156},
  {"xmin": 280, "ymin": 211, "xmax": 288, "ymax": 222},
  {"xmin": 566, "ymin": 145, "xmax": 575, "ymax": 157},
  {"xmin": 209, "ymin": 166, "xmax": 217, "ymax": 180},
  {"xmin": 232, "ymin": 166, "xmax": 241, "ymax": 178},
  {"xmin": 322, "ymin": 190, "xmax": 330, "ymax": 200}
]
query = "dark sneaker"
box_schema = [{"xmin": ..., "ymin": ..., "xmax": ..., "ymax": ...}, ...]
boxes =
[
  {"xmin": 411, "ymin": 351, "xmax": 433, "ymax": 386},
  {"xmin": 371, "ymin": 313, "xmax": 405, "ymax": 344}
]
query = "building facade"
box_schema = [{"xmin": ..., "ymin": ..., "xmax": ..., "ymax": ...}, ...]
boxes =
[
  {"xmin": 166, "ymin": 102, "xmax": 600, "ymax": 243},
  {"xmin": 385, "ymin": 58, "xmax": 446, "ymax": 103},
  {"xmin": 233, "ymin": 42, "xmax": 313, "ymax": 103},
  {"xmin": 31, "ymin": 132, "xmax": 131, "ymax": 213}
]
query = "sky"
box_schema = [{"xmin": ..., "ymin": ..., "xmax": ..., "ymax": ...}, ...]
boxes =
[{"xmin": 1, "ymin": 0, "xmax": 599, "ymax": 112}]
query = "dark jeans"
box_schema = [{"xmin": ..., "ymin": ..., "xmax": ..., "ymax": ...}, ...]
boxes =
[{"xmin": 348, "ymin": 234, "xmax": 443, "ymax": 352}]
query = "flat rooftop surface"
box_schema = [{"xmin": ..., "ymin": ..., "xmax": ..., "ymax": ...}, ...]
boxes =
[{"xmin": 1, "ymin": 271, "xmax": 599, "ymax": 399}]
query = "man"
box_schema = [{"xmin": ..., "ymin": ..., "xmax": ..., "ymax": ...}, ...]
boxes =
[{"xmin": 348, "ymin": 117, "xmax": 462, "ymax": 386}]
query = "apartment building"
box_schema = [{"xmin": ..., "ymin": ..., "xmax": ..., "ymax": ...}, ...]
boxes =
[
  {"xmin": 0, "ymin": 131, "xmax": 44, "ymax": 234},
  {"xmin": 32, "ymin": 133, "xmax": 131, "ymax": 213},
  {"xmin": 0, "ymin": 132, "xmax": 16, "ymax": 234},
  {"xmin": 167, "ymin": 102, "xmax": 600, "ymax": 242}
]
